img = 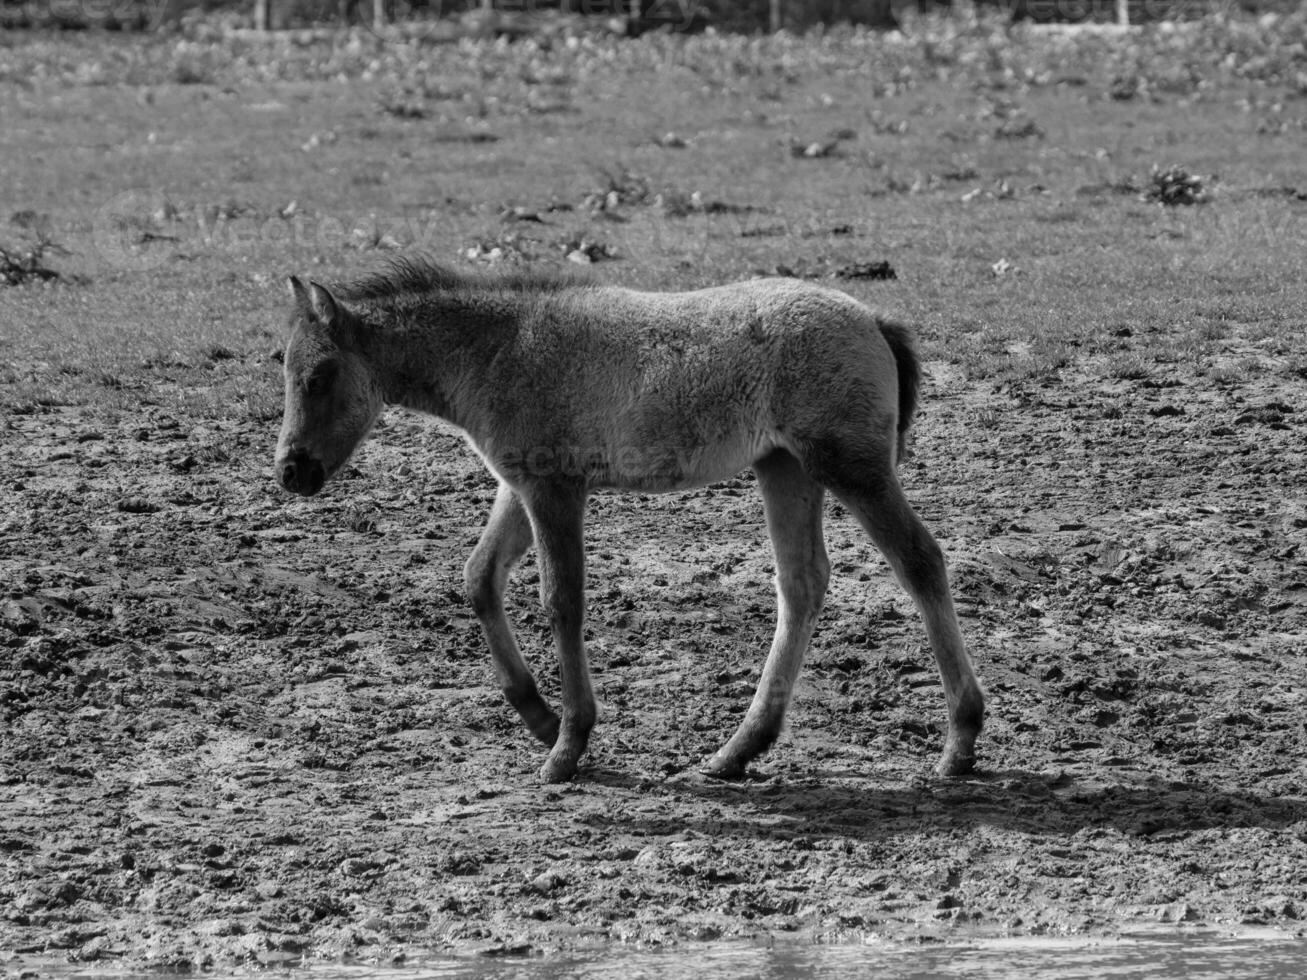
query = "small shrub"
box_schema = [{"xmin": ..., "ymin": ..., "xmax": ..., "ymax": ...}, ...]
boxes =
[
  {"xmin": 1109, "ymin": 74, "xmax": 1142, "ymax": 102},
  {"xmin": 0, "ymin": 236, "xmax": 68, "ymax": 286},
  {"xmin": 463, "ymin": 233, "xmax": 537, "ymax": 264},
  {"xmin": 378, "ymin": 88, "xmax": 429, "ymax": 120},
  {"xmin": 560, "ymin": 235, "xmax": 617, "ymax": 264},
  {"xmin": 1144, "ymin": 165, "xmax": 1210, "ymax": 206},
  {"xmin": 204, "ymin": 344, "xmax": 238, "ymax": 363},
  {"xmin": 582, "ymin": 169, "xmax": 651, "ymax": 212},
  {"xmin": 170, "ymin": 56, "xmax": 216, "ymax": 86},
  {"xmin": 994, "ymin": 116, "xmax": 1044, "ymax": 140},
  {"xmin": 834, "ymin": 261, "xmax": 896, "ymax": 281}
]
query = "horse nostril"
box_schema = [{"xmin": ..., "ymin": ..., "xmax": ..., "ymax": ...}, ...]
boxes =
[
  {"xmin": 279, "ymin": 452, "xmax": 326, "ymax": 495},
  {"xmin": 305, "ymin": 459, "xmax": 325, "ymax": 495}
]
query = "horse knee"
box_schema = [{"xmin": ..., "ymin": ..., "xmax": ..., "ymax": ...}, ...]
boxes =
[
  {"xmin": 538, "ymin": 582, "xmax": 582, "ymax": 633},
  {"xmin": 463, "ymin": 554, "xmax": 497, "ymax": 617},
  {"xmin": 896, "ymin": 526, "xmax": 950, "ymax": 598},
  {"xmin": 812, "ymin": 553, "xmax": 831, "ymax": 597},
  {"xmin": 777, "ymin": 553, "xmax": 830, "ymax": 612}
]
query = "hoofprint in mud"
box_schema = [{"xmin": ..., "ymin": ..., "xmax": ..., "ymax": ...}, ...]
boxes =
[{"xmin": 274, "ymin": 259, "xmax": 984, "ymax": 784}]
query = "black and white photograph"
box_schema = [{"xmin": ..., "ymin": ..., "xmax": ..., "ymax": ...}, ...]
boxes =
[{"xmin": 2, "ymin": 0, "xmax": 1306, "ymax": 975}]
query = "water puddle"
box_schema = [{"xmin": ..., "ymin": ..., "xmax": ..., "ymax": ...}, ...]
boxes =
[{"xmin": 15, "ymin": 933, "xmax": 1307, "ymax": 980}]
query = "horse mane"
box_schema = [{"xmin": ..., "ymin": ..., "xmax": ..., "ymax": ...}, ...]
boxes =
[{"xmin": 334, "ymin": 254, "xmax": 583, "ymax": 303}]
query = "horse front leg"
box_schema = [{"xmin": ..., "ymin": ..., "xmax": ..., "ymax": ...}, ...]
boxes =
[
  {"xmin": 521, "ymin": 482, "xmax": 595, "ymax": 783},
  {"xmin": 464, "ymin": 481, "xmax": 560, "ymax": 746}
]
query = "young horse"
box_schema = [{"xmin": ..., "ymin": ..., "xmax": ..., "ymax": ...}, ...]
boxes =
[{"xmin": 275, "ymin": 258, "xmax": 984, "ymax": 784}]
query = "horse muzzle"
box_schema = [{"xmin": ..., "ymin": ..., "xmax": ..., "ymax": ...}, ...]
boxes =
[{"xmin": 278, "ymin": 449, "xmax": 327, "ymax": 496}]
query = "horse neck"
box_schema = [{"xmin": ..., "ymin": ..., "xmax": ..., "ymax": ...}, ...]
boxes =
[{"xmin": 366, "ymin": 292, "xmax": 524, "ymax": 426}]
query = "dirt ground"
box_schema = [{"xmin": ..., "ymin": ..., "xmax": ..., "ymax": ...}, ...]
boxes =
[
  {"xmin": 4, "ymin": 330, "xmax": 1307, "ymax": 970},
  {"xmin": 4, "ymin": 7, "xmax": 1307, "ymax": 969}
]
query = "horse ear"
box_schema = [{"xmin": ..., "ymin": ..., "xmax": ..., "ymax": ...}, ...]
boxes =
[
  {"xmin": 306, "ymin": 280, "xmax": 339, "ymax": 328},
  {"xmin": 287, "ymin": 275, "xmax": 311, "ymax": 309},
  {"xmin": 287, "ymin": 276, "xmax": 339, "ymax": 328}
]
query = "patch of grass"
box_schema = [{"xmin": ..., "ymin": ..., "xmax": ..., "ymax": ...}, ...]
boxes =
[
  {"xmin": 1189, "ymin": 320, "xmax": 1230, "ymax": 343},
  {"xmin": 1105, "ymin": 353, "xmax": 1154, "ymax": 381},
  {"xmin": 343, "ymin": 504, "xmax": 379, "ymax": 534},
  {"xmin": 0, "ymin": 9, "xmax": 1304, "ymax": 419},
  {"xmin": 1205, "ymin": 357, "xmax": 1264, "ymax": 385}
]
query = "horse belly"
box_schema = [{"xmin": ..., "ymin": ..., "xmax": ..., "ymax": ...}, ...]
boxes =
[{"xmin": 601, "ymin": 425, "xmax": 778, "ymax": 492}]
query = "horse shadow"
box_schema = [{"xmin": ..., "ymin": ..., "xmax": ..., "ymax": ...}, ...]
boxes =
[{"xmin": 587, "ymin": 765, "xmax": 1307, "ymax": 841}]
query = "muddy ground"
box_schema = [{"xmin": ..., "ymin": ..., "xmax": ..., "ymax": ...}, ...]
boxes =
[{"xmin": 3, "ymin": 337, "xmax": 1307, "ymax": 971}]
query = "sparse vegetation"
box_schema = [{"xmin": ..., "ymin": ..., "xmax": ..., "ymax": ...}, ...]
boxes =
[
  {"xmin": 1144, "ymin": 164, "xmax": 1211, "ymax": 206},
  {"xmin": 0, "ymin": 235, "xmax": 69, "ymax": 286}
]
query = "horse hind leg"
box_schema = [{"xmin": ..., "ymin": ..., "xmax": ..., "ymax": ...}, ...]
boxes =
[
  {"xmin": 702, "ymin": 449, "xmax": 829, "ymax": 779},
  {"xmin": 464, "ymin": 481, "xmax": 560, "ymax": 747},
  {"xmin": 826, "ymin": 466, "xmax": 984, "ymax": 777}
]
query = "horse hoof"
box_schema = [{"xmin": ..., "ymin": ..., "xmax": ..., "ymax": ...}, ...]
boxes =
[
  {"xmin": 935, "ymin": 751, "xmax": 976, "ymax": 778},
  {"xmin": 698, "ymin": 754, "xmax": 747, "ymax": 781},
  {"xmin": 539, "ymin": 755, "xmax": 578, "ymax": 784}
]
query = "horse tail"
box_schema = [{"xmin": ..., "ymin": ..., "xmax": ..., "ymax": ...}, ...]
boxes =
[{"xmin": 878, "ymin": 320, "xmax": 920, "ymax": 466}]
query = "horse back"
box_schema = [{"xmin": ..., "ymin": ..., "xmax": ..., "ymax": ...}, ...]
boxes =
[{"xmin": 469, "ymin": 278, "xmax": 909, "ymax": 489}]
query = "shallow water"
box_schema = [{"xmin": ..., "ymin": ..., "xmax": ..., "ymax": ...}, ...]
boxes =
[
  {"xmin": 344, "ymin": 938, "xmax": 1305, "ymax": 980},
  {"xmin": 22, "ymin": 934, "xmax": 1307, "ymax": 980}
]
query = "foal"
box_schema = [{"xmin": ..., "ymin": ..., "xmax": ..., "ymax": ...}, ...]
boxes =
[{"xmin": 274, "ymin": 259, "xmax": 984, "ymax": 784}]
